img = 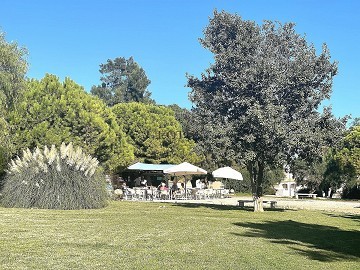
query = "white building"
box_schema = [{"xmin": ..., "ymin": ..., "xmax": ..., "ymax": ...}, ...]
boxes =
[{"xmin": 274, "ymin": 171, "xmax": 299, "ymax": 197}]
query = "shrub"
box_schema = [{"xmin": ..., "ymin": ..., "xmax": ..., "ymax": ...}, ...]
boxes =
[
  {"xmin": 0, "ymin": 146, "xmax": 7, "ymax": 190},
  {"xmin": 342, "ymin": 184, "xmax": 360, "ymax": 199},
  {"xmin": 1, "ymin": 143, "xmax": 107, "ymax": 209}
]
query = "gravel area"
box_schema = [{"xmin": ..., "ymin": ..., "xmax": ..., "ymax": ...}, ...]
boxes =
[{"xmin": 167, "ymin": 196, "xmax": 360, "ymax": 214}]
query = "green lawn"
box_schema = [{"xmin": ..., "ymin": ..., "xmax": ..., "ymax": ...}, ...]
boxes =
[{"xmin": 0, "ymin": 201, "xmax": 359, "ymax": 269}]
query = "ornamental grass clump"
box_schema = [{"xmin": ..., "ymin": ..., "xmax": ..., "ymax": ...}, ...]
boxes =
[{"xmin": 1, "ymin": 143, "xmax": 107, "ymax": 209}]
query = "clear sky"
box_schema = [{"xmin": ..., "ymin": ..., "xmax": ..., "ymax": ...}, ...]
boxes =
[{"xmin": 1, "ymin": 0, "xmax": 359, "ymax": 120}]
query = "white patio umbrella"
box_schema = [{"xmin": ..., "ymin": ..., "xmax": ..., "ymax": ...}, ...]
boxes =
[
  {"xmin": 212, "ymin": 167, "xmax": 243, "ymax": 181},
  {"xmin": 164, "ymin": 162, "xmax": 207, "ymax": 176},
  {"xmin": 163, "ymin": 162, "xmax": 207, "ymax": 198},
  {"xmin": 212, "ymin": 167, "xmax": 243, "ymax": 191}
]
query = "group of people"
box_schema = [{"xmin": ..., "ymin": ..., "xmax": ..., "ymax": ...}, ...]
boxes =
[
  {"xmin": 106, "ymin": 174, "xmax": 217, "ymax": 200},
  {"xmin": 134, "ymin": 178, "xmax": 208, "ymax": 192}
]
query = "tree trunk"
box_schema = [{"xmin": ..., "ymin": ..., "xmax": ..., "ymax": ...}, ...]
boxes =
[
  {"xmin": 327, "ymin": 187, "xmax": 332, "ymax": 198},
  {"xmin": 253, "ymin": 195, "xmax": 264, "ymax": 212},
  {"xmin": 247, "ymin": 160, "xmax": 265, "ymax": 212}
]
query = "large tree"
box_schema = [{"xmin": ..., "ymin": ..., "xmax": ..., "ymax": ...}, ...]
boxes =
[
  {"xmin": 8, "ymin": 74, "xmax": 134, "ymax": 172},
  {"xmin": 91, "ymin": 57, "xmax": 153, "ymax": 106},
  {"xmin": 112, "ymin": 103, "xmax": 200, "ymax": 165},
  {"xmin": 0, "ymin": 31, "xmax": 28, "ymax": 112},
  {"xmin": 188, "ymin": 11, "xmax": 346, "ymax": 211},
  {"xmin": 0, "ymin": 31, "xmax": 28, "ymax": 182}
]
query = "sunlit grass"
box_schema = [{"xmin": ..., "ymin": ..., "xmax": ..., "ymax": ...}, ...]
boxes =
[{"xmin": 0, "ymin": 201, "xmax": 359, "ymax": 269}]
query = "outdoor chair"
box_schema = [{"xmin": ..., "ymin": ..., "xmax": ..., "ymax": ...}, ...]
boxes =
[
  {"xmin": 222, "ymin": 189, "xmax": 230, "ymax": 198},
  {"xmin": 204, "ymin": 189, "xmax": 215, "ymax": 199},
  {"xmin": 196, "ymin": 189, "xmax": 206, "ymax": 200},
  {"xmin": 124, "ymin": 188, "xmax": 135, "ymax": 200},
  {"xmin": 146, "ymin": 187, "xmax": 158, "ymax": 200},
  {"xmin": 174, "ymin": 189, "xmax": 186, "ymax": 200},
  {"xmin": 134, "ymin": 188, "xmax": 146, "ymax": 200},
  {"xmin": 160, "ymin": 190, "xmax": 169, "ymax": 200}
]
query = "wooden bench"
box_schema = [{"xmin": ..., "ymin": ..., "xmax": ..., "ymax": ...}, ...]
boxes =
[
  {"xmin": 238, "ymin": 200, "xmax": 277, "ymax": 209},
  {"xmin": 295, "ymin": 193, "xmax": 317, "ymax": 199}
]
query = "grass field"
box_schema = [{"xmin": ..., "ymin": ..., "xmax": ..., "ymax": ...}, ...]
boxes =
[{"xmin": 0, "ymin": 201, "xmax": 359, "ymax": 269}]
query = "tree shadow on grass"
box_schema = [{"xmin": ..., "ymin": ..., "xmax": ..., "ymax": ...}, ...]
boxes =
[
  {"xmin": 325, "ymin": 213, "xmax": 360, "ymax": 222},
  {"xmin": 171, "ymin": 202, "xmax": 287, "ymax": 212},
  {"xmin": 232, "ymin": 220, "xmax": 360, "ymax": 261}
]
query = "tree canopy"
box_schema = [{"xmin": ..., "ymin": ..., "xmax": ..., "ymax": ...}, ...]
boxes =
[
  {"xmin": 112, "ymin": 102, "xmax": 200, "ymax": 165},
  {"xmin": 91, "ymin": 57, "xmax": 153, "ymax": 106},
  {"xmin": 0, "ymin": 31, "xmax": 28, "ymax": 113},
  {"xmin": 187, "ymin": 11, "xmax": 346, "ymax": 211},
  {"xmin": 8, "ymin": 74, "xmax": 134, "ymax": 172},
  {"xmin": 336, "ymin": 125, "xmax": 360, "ymax": 175},
  {"xmin": 0, "ymin": 31, "xmax": 28, "ymax": 181}
]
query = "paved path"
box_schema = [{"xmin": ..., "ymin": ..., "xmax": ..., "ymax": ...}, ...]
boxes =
[{"xmin": 165, "ymin": 196, "xmax": 360, "ymax": 214}]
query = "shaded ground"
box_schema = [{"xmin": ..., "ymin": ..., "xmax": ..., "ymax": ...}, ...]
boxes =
[
  {"xmin": 160, "ymin": 196, "xmax": 360, "ymax": 214},
  {"xmin": 232, "ymin": 219, "xmax": 360, "ymax": 262}
]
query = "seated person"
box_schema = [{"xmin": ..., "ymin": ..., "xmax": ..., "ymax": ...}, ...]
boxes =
[
  {"xmin": 158, "ymin": 181, "xmax": 168, "ymax": 191},
  {"xmin": 140, "ymin": 178, "xmax": 147, "ymax": 187},
  {"xmin": 196, "ymin": 179, "xmax": 203, "ymax": 189}
]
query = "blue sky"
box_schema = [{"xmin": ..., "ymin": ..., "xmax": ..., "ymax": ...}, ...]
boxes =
[{"xmin": 1, "ymin": 0, "xmax": 359, "ymax": 119}]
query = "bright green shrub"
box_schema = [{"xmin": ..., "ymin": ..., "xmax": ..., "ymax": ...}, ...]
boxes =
[
  {"xmin": 112, "ymin": 102, "xmax": 201, "ymax": 164},
  {"xmin": 1, "ymin": 143, "xmax": 107, "ymax": 209}
]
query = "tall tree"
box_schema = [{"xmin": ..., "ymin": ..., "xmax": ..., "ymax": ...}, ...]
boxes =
[
  {"xmin": 112, "ymin": 103, "xmax": 201, "ymax": 165},
  {"xmin": 91, "ymin": 57, "xmax": 153, "ymax": 106},
  {"xmin": 188, "ymin": 11, "xmax": 346, "ymax": 211},
  {"xmin": 0, "ymin": 31, "xmax": 28, "ymax": 112},
  {"xmin": 8, "ymin": 74, "xmax": 134, "ymax": 172},
  {"xmin": 168, "ymin": 104, "xmax": 235, "ymax": 171},
  {"xmin": 0, "ymin": 31, "xmax": 28, "ymax": 182}
]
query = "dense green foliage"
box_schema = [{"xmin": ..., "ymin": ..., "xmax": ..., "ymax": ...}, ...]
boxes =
[
  {"xmin": 290, "ymin": 126, "xmax": 360, "ymax": 198},
  {"xmin": 112, "ymin": 102, "xmax": 200, "ymax": 164},
  {"xmin": 8, "ymin": 74, "xmax": 134, "ymax": 172},
  {"xmin": 0, "ymin": 31, "xmax": 28, "ymax": 181},
  {"xmin": 0, "ymin": 201, "xmax": 359, "ymax": 269},
  {"xmin": 0, "ymin": 146, "xmax": 7, "ymax": 188},
  {"xmin": 187, "ymin": 11, "xmax": 346, "ymax": 210},
  {"xmin": 0, "ymin": 31, "xmax": 28, "ymax": 112},
  {"xmin": 292, "ymin": 158, "xmax": 328, "ymax": 192},
  {"xmin": 1, "ymin": 143, "xmax": 107, "ymax": 209},
  {"xmin": 330, "ymin": 125, "xmax": 360, "ymax": 198},
  {"xmin": 168, "ymin": 104, "xmax": 198, "ymax": 141},
  {"xmin": 169, "ymin": 104, "xmax": 237, "ymax": 171},
  {"xmin": 91, "ymin": 56, "xmax": 153, "ymax": 105},
  {"xmin": 335, "ymin": 125, "xmax": 360, "ymax": 176},
  {"xmin": 0, "ymin": 118, "xmax": 10, "ymax": 181}
]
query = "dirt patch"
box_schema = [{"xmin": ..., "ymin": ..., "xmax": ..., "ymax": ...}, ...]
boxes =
[{"xmin": 171, "ymin": 196, "xmax": 360, "ymax": 214}]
